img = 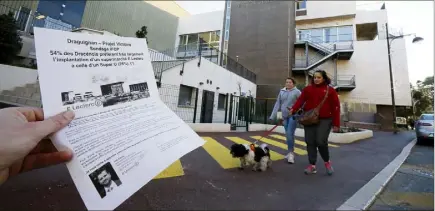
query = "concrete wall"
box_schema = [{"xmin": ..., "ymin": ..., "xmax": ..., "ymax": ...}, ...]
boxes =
[
  {"xmin": 227, "ymin": 1, "xmax": 295, "ymax": 99},
  {"xmin": 144, "ymin": 1, "xmax": 190, "ymax": 17},
  {"xmin": 80, "ymin": 1, "xmax": 179, "ymax": 51},
  {"xmin": 338, "ymin": 39, "xmax": 411, "ymax": 106},
  {"xmin": 177, "ymin": 10, "xmax": 224, "ymax": 35},
  {"xmin": 296, "ymin": 1, "xmax": 356, "ymax": 21},
  {"xmin": 0, "ymin": 64, "xmax": 38, "ymax": 91},
  {"xmin": 160, "ymin": 57, "xmax": 257, "ymax": 123}
]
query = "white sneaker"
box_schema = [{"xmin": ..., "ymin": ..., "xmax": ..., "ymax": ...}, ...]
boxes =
[{"xmin": 287, "ymin": 152, "xmax": 295, "ymax": 164}]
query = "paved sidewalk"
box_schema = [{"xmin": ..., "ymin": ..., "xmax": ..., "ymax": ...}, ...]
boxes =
[{"xmin": 369, "ymin": 143, "xmax": 434, "ymax": 210}]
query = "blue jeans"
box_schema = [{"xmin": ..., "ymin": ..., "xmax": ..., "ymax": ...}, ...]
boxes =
[{"xmin": 283, "ymin": 116, "xmax": 297, "ymax": 153}]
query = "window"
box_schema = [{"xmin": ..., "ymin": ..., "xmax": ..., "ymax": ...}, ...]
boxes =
[
  {"xmin": 179, "ymin": 35, "xmax": 188, "ymax": 46},
  {"xmin": 296, "ymin": 0, "xmax": 307, "ymax": 10},
  {"xmin": 178, "ymin": 85, "xmax": 194, "ymax": 107},
  {"xmin": 420, "ymin": 114, "xmax": 434, "ymax": 120},
  {"xmin": 218, "ymin": 94, "xmax": 227, "ymax": 110},
  {"xmin": 324, "ymin": 27, "xmax": 337, "ymax": 43},
  {"xmin": 338, "ymin": 26, "xmax": 353, "ymax": 41},
  {"xmin": 298, "ymin": 30, "xmax": 310, "ymax": 40},
  {"xmin": 199, "ymin": 32, "xmax": 211, "ymax": 43},
  {"xmin": 15, "ymin": 7, "xmax": 31, "ymax": 31},
  {"xmin": 225, "ymin": 18, "xmax": 230, "ymax": 31},
  {"xmin": 310, "ymin": 28, "xmax": 323, "ymax": 43},
  {"xmin": 226, "ymin": 6, "xmax": 231, "ymax": 18},
  {"xmin": 297, "ymin": 25, "xmax": 354, "ymax": 43},
  {"xmin": 225, "ymin": 30, "xmax": 229, "ymax": 40}
]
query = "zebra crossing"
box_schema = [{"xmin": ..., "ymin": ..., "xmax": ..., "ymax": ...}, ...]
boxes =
[{"xmin": 153, "ymin": 134, "xmax": 341, "ymax": 180}]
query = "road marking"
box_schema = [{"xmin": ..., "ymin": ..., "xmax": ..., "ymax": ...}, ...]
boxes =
[
  {"xmin": 201, "ymin": 137, "xmax": 241, "ymax": 169},
  {"xmin": 154, "ymin": 159, "xmax": 184, "ymax": 179},
  {"xmin": 225, "ymin": 137, "xmax": 285, "ymax": 161},
  {"xmin": 251, "ymin": 136, "xmax": 307, "ymax": 155},
  {"xmin": 269, "ymin": 134, "xmax": 339, "ymax": 148}
]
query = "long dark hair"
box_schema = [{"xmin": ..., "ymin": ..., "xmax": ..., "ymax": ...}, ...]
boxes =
[{"xmin": 311, "ymin": 70, "xmax": 331, "ymax": 85}]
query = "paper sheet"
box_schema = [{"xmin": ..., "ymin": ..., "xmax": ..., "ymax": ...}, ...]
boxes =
[{"xmin": 33, "ymin": 27, "xmax": 205, "ymax": 210}]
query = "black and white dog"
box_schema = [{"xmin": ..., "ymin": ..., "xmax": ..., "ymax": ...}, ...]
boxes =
[{"xmin": 230, "ymin": 143, "xmax": 272, "ymax": 172}]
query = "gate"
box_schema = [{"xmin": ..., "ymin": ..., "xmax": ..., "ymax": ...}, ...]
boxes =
[{"xmin": 228, "ymin": 95, "xmax": 254, "ymax": 131}]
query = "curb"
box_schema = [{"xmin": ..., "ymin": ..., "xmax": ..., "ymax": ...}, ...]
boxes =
[{"xmin": 336, "ymin": 138, "xmax": 417, "ymax": 211}]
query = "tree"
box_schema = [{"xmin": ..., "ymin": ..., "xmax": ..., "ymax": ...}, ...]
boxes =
[
  {"xmin": 411, "ymin": 76, "xmax": 434, "ymax": 117},
  {"xmin": 135, "ymin": 26, "xmax": 149, "ymax": 44},
  {"xmin": 0, "ymin": 12, "xmax": 22, "ymax": 64}
]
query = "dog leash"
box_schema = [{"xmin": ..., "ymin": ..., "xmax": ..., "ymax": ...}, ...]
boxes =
[
  {"xmin": 253, "ymin": 113, "xmax": 303, "ymax": 146},
  {"xmin": 252, "ymin": 119, "xmax": 283, "ymax": 146}
]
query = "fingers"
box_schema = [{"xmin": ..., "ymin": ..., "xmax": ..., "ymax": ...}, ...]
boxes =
[
  {"xmin": 16, "ymin": 107, "xmax": 45, "ymax": 122},
  {"xmin": 29, "ymin": 139, "xmax": 57, "ymax": 154},
  {"xmin": 20, "ymin": 150, "xmax": 73, "ymax": 173},
  {"xmin": 29, "ymin": 111, "xmax": 75, "ymax": 140}
]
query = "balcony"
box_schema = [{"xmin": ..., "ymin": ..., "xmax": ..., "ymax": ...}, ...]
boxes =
[{"xmin": 331, "ymin": 75, "xmax": 356, "ymax": 91}]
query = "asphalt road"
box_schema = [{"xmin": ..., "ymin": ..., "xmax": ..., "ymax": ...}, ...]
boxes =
[
  {"xmin": 0, "ymin": 131, "xmax": 415, "ymax": 210},
  {"xmin": 369, "ymin": 140, "xmax": 434, "ymax": 210}
]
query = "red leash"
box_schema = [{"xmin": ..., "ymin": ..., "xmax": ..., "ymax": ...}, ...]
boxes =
[{"xmin": 253, "ymin": 119, "xmax": 283, "ymax": 145}]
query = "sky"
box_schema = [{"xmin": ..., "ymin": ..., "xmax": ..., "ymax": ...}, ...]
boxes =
[{"xmin": 175, "ymin": 1, "xmax": 434, "ymax": 85}]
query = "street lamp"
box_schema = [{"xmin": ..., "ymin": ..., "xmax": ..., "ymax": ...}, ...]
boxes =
[{"xmin": 385, "ymin": 23, "xmax": 424, "ymax": 134}]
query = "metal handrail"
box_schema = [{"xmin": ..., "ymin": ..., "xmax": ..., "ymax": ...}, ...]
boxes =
[
  {"xmin": 293, "ymin": 50, "xmax": 330, "ymax": 68},
  {"xmin": 176, "ymin": 40, "xmax": 257, "ymax": 84},
  {"xmin": 296, "ymin": 33, "xmax": 354, "ymax": 51}
]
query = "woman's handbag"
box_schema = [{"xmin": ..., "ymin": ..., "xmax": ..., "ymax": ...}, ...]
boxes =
[{"xmin": 297, "ymin": 87, "xmax": 329, "ymax": 126}]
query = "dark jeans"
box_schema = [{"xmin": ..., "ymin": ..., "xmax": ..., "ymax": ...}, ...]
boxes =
[{"xmin": 304, "ymin": 118, "xmax": 332, "ymax": 165}]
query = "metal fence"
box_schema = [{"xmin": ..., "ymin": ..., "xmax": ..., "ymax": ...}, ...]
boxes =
[{"xmin": 176, "ymin": 41, "xmax": 257, "ymax": 84}]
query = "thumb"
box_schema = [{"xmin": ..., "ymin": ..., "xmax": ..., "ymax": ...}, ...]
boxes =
[{"xmin": 30, "ymin": 110, "xmax": 75, "ymax": 139}]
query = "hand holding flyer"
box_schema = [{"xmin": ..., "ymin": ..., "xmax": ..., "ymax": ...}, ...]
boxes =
[{"xmin": 33, "ymin": 27, "xmax": 205, "ymax": 210}]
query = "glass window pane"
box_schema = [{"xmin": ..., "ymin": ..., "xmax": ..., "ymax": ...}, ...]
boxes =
[
  {"xmin": 225, "ymin": 30, "xmax": 229, "ymax": 40},
  {"xmin": 324, "ymin": 27, "xmax": 337, "ymax": 43},
  {"xmin": 225, "ymin": 18, "xmax": 230, "ymax": 31},
  {"xmin": 310, "ymin": 29, "xmax": 323, "ymax": 43},
  {"xmin": 199, "ymin": 32, "xmax": 211, "ymax": 43},
  {"xmin": 296, "ymin": 0, "xmax": 306, "ymax": 10},
  {"xmin": 187, "ymin": 34, "xmax": 198, "ymax": 44},
  {"xmin": 338, "ymin": 26, "xmax": 353, "ymax": 41},
  {"xmin": 179, "ymin": 35, "xmax": 187, "ymax": 45},
  {"xmin": 298, "ymin": 30, "xmax": 310, "ymax": 40},
  {"xmin": 226, "ymin": 6, "xmax": 231, "ymax": 17}
]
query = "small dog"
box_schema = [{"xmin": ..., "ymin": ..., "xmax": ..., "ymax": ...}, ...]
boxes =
[
  {"xmin": 230, "ymin": 143, "xmax": 256, "ymax": 170},
  {"xmin": 253, "ymin": 143, "xmax": 272, "ymax": 172},
  {"xmin": 230, "ymin": 143, "xmax": 272, "ymax": 172}
]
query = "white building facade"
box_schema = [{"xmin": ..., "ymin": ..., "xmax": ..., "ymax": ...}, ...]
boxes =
[{"xmin": 291, "ymin": 1, "xmax": 412, "ymax": 128}]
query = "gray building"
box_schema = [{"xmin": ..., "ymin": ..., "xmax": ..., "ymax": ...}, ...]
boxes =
[
  {"xmin": 226, "ymin": 1, "xmax": 296, "ymax": 98},
  {"xmin": 81, "ymin": 1, "xmax": 179, "ymax": 51}
]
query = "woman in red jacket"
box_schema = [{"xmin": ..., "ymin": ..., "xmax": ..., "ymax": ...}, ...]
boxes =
[{"xmin": 289, "ymin": 70, "xmax": 340, "ymax": 175}]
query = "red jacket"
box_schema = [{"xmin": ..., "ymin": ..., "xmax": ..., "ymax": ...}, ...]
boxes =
[{"xmin": 290, "ymin": 83, "xmax": 341, "ymax": 127}]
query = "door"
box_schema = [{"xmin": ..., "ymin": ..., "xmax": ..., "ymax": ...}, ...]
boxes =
[{"xmin": 200, "ymin": 90, "xmax": 215, "ymax": 123}]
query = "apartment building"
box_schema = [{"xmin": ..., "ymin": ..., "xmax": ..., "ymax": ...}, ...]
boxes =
[
  {"xmin": 224, "ymin": 0, "xmax": 412, "ymax": 129},
  {"xmin": 292, "ymin": 1, "xmax": 412, "ymax": 129}
]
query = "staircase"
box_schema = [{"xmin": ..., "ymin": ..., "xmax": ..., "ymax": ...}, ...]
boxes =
[
  {"xmin": 293, "ymin": 34, "xmax": 354, "ymax": 72},
  {"xmin": 307, "ymin": 69, "xmax": 356, "ymax": 91}
]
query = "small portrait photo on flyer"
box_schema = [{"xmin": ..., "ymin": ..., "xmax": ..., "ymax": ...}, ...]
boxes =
[{"xmin": 89, "ymin": 162, "xmax": 122, "ymax": 198}]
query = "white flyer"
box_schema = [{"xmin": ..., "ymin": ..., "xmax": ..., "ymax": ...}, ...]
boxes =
[{"xmin": 33, "ymin": 27, "xmax": 205, "ymax": 210}]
